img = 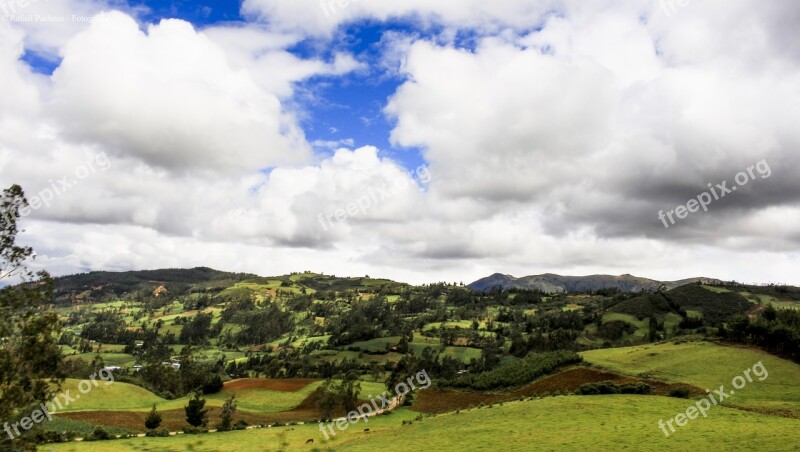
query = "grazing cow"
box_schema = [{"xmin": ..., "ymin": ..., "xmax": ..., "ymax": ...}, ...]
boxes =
[
  {"xmin": 364, "ymin": 428, "xmax": 370, "ymax": 432},
  {"xmin": 305, "ymin": 438, "xmax": 314, "ymax": 444}
]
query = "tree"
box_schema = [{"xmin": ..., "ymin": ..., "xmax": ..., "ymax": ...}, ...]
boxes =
[
  {"xmin": 371, "ymin": 362, "xmax": 382, "ymax": 382},
  {"xmin": 0, "ymin": 185, "xmax": 64, "ymax": 448},
  {"xmin": 184, "ymin": 392, "xmax": 208, "ymax": 427},
  {"xmin": 145, "ymin": 404, "xmax": 162, "ymax": 430},
  {"xmin": 317, "ymin": 378, "xmax": 339, "ymax": 420},
  {"xmin": 763, "ymin": 304, "xmax": 778, "ymax": 321},
  {"xmin": 217, "ymin": 395, "xmax": 237, "ymax": 431},
  {"xmin": 201, "ymin": 374, "xmax": 224, "ymax": 394},
  {"xmin": 338, "ymin": 371, "xmax": 361, "ymax": 413},
  {"xmin": 179, "ymin": 312, "xmax": 213, "ymax": 345}
]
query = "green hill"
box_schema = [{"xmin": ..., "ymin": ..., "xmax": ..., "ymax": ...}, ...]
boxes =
[
  {"xmin": 582, "ymin": 340, "xmax": 800, "ymax": 415},
  {"xmin": 607, "ymin": 284, "xmax": 751, "ymax": 324}
]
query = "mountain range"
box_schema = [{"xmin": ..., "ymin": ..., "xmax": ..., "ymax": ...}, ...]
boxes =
[{"xmin": 467, "ymin": 273, "xmax": 721, "ymax": 293}]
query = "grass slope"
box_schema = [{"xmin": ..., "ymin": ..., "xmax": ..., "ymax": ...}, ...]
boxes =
[
  {"xmin": 581, "ymin": 340, "xmax": 800, "ymax": 415},
  {"xmin": 54, "ymin": 380, "xmax": 165, "ymax": 412},
  {"xmin": 44, "ymin": 396, "xmax": 800, "ymax": 451},
  {"xmin": 54, "ymin": 379, "xmax": 323, "ymax": 414}
]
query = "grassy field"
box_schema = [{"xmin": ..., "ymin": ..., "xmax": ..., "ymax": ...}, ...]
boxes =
[
  {"xmin": 43, "ymin": 395, "xmax": 800, "ymax": 451},
  {"xmin": 702, "ymin": 285, "xmax": 800, "ymax": 310},
  {"xmin": 199, "ymin": 382, "xmax": 323, "ymax": 413},
  {"xmin": 421, "ymin": 320, "xmax": 473, "ymax": 331},
  {"xmin": 54, "ymin": 380, "xmax": 317, "ymax": 413},
  {"xmin": 53, "ymin": 378, "xmax": 389, "ymax": 414},
  {"xmin": 38, "ymin": 341, "xmax": 800, "ymax": 451},
  {"xmin": 441, "ymin": 346, "xmax": 482, "ymax": 362},
  {"xmin": 66, "ymin": 353, "xmax": 137, "ymax": 367},
  {"xmin": 54, "ymin": 380, "xmax": 165, "ymax": 412},
  {"xmin": 37, "ymin": 268, "xmax": 800, "ymax": 452},
  {"xmin": 582, "ymin": 340, "xmax": 800, "ymax": 415},
  {"xmin": 602, "ymin": 312, "xmax": 648, "ymax": 341}
]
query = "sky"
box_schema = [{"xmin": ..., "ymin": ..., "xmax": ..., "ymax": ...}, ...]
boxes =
[{"xmin": 0, "ymin": 0, "xmax": 798, "ymax": 285}]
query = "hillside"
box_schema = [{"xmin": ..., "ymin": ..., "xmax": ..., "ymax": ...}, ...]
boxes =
[
  {"xmin": 467, "ymin": 273, "xmax": 720, "ymax": 293},
  {"xmin": 17, "ymin": 268, "xmax": 799, "ymax": 450},
  {"xmin": 606, "ymin": 284, "xmax": 751, "ymax": 323},
  {"xmin": 51, "ymin": 268, "xmax": 406, "ymax": 305},
  {"xmin": 52, "ymin": 267, "xmax": 264, "ymax": 304},
  {"xmin": 45, "ymin": 341, "xmax": 800, "ymax": 451}
]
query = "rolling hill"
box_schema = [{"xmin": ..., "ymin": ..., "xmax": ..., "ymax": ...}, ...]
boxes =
[{"xmin": 468, "ymin": 273, "xmax": 721, "ymax": 293}]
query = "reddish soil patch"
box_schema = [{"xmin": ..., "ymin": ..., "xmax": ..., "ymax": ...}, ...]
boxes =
[
  {"xmin": 729, "ymin": 405, "xmax": 800, "ymax": 419},
  {"xmin": 514, "ymin": 367, "xmax": 703, "ymax": 398},
  {"xmin": 412, "ymin": 390, "xmax": 508, "ymax": 414},
  {"xmin": 412, "ymin": 366, "xmax": 704, "ymax": 414},
  {"xmin": 58, "ymin": 406, "xmax": 315, "ymax": 432},
  {"xmin": 513, "ymin": 367, "xmax": 635, "ymax": 396},
  {"xmin": 223, "ymin": 378, "xmax": 316, "ymax": 392}
]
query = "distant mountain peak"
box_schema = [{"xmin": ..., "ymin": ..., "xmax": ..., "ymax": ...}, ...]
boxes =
[{"xmin": 468, "ymin": 273, "xmax": 719, "ymax": 293}]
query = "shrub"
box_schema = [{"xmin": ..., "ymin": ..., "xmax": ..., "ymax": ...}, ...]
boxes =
[
  {"xmin": 577, "ymin": 383, "xmax": 600, "ymax": 395},
  {"xmin": 669, "ymin": 387, "xmax": 691, "ymax": 398},
  {"xmin": 619, "ymin": 383, "xmax": 651, "ymax": 395},
  {"xmin": 145, "ymin": 404, "xmax": 162, "ymax": 430},
  {"xmin": 145, "ymin": 428, "xmax": 170, "ymax": 437},
  {"xmin": 185, "ymin": 392, "xmax": 208, "ymax": 427},
  {"xmin": 577, "ymin": 381, "xmax": 651, "ymax": 395},
  {"xmin": 202, "ymin": 374, "xmax": 224, "ymax": 394},
  {"xmin": 90, "ymin": 427, "xmax": 111, "ymax": 441},
  {"xmin": 441, "ymin": 351, "xmax": 583, "ymax": 391},
  {"xmin": 216, "ymin": 395, "xmax": 237, "ymax": 431},
  {"xmin": 35, "ymin": 431, "xmax": 77, "ymax": 444}
]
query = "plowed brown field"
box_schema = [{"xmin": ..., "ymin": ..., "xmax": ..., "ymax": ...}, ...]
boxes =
[
  {"xmin": 223, "ymin": 378, "xmax": 316, "ymax": 392},
  {"xmin": 412, "ymin": 366, "xmax": 703, "ymax": 413}
]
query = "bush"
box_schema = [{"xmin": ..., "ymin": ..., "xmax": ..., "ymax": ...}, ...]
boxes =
[
  {"xmin": 90, "ymin": 427, "xmax": 111, "ymax": 441},
  {"xmin": 577, "ymin": 381, "xmax": 651, "ymax": 395},
  {"xmin": 669, "ymin": 387, "xmax": 691, "ymax": 398},
  {"xmin": 441, "ymin": 351, "xmax": 583, "ymax": 391},
  {"xmin": 619, "ymin": 382, "xmax": 651, "ymax": 395},
  {"xmin": 35, "ymin": 430, "xmax": 77, "ymax": 444},
  {"xmin": 577, "ymin": 381, "xmax": 619, "ymax": 395},
  {"xmin": 145, "ymin": 404, "xmax": 162, "ymax": 430},
  {"xmin": 202, "ymin": 374, "xmax": 225, "ymax": 394},
  {"xmin": 185, "ymin": 392, "xmax": 208, "ymax": 427},
  {"xmin": 216, "ymin": 395, "xmax": 237, "ymax": 431},
  {"xmin": 234, "ymin": 420, "xmax": 249, "ymax": 430},
  {"xmin": 145, "ymin": 428, "xmax": 170, "ymax": 437}
]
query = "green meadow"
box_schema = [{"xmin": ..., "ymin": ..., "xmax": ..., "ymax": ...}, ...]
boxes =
[
  {"xmin": 43, "ymin": 396, "xmax": 800, "ymax": 452},
  {"xmin": 40, "ymin": 341, "xmax": 800, "ymax": 451},
  {"xmin": 582, "ymin": 340, "xmax": 800, "ymax": 414}
]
